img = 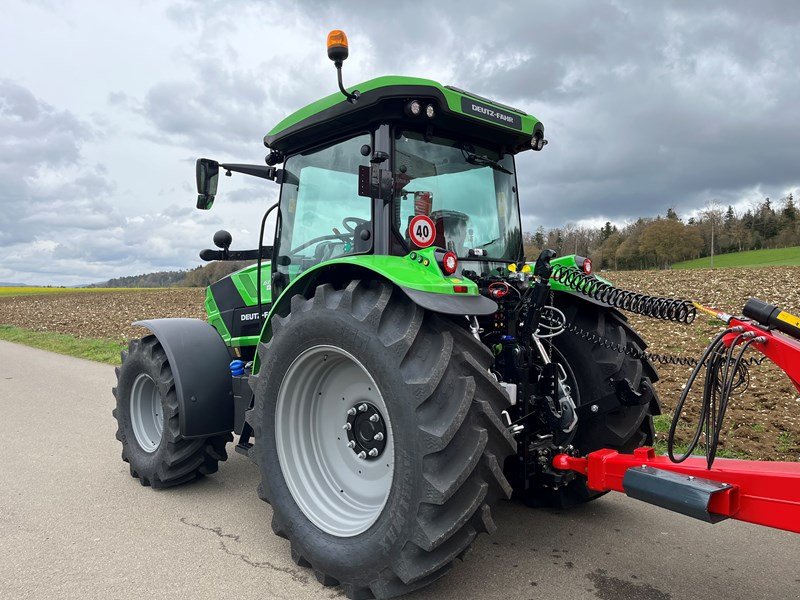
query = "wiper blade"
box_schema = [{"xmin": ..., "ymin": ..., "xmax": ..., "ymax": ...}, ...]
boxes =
[{"xmin": 465, "ymin": 153, "xmax": 512, "ymax": 175}]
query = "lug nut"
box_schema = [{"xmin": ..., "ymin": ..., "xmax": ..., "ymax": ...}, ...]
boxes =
[
  {"xmin": 369, "ymin": 414, "xmax": 379, "ymax": 423},
  {"xmin": 357, "ymin": 451, "xmax": 367, "ymax": 459},
  {"xmin": 368, "ymin": 448, "xmax": 379, "ymax": 457},
  {"xmin": 347, "ymin": 407, "xmax": 357, "ymax": 416},
  {"xmin": 343, "ymin": 423, "xmax": 352, "ymax": 431},
  {"xmin": 373, "ymin": 432, "xmax": 384, "ymax": 441},
  {"xmin": 590, "ymin": 404, "xmax": 599, "ymax": 413},
  {"xmin": 358, "ymin": 403, "xmax": 368, "ymax": 412},
  {"xmin": 347, "ymin": 441, "xmax": 356, "ymax": 448}
]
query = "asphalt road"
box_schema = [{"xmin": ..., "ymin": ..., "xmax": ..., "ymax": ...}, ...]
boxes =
[{"xmin": 1, "ymin": 340, "xmax": 798, "ymax": 600}]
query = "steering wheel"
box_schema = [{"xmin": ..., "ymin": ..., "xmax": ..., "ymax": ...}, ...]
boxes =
[
  {"xmin": 341, "ymin": 216, "xmax": 368, "ymax": 234},
  {"xmin": 288, "ymin": 233, "xmax": 350, "ymax": 257}
]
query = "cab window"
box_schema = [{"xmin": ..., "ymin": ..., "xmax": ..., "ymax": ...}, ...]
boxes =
[{"xmin": 277, "ymin": 134, "xmax": 372, "ymax": 280}]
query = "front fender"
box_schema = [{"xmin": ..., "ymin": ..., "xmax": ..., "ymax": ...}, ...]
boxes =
[{"xmin": 133, "ymin": 318, "xmax": 233, "ymax": 438}]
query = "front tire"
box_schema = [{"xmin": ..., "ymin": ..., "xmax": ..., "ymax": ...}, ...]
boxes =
[
  {"xmin": 112, "ymin": 335, "xmax": 231, "ymax": 488},
  {"xmin": 248, "ymin": 280, "xmax": 516, "ymax": 599}
]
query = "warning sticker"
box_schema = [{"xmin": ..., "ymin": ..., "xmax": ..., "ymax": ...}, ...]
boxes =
[{"xmin": 408, "ymin": 215, "xmax": 436, "ymax": 248}]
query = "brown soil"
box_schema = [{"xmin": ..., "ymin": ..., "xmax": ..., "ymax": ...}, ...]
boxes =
[
  {"xmin": 0, "ymin": 288, "xmax": 206, "ymax": 340},
  {"xmin": 612, "ymin": 267, "xmax": 800, "ymax": 461},
  {"xmin": 1, "ymin": 267, "xmax": 798, "ymax": 460}
]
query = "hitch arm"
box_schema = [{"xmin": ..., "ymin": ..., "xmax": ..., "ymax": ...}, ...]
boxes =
[{"xmin": 553, "ymin": 447, "xmax": 800, "ymax": 533}]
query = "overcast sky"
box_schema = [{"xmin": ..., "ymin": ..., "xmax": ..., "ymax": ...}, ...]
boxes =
[{"xmin": 1, "ymin": 0, "xmax": 798, "ymax": 285}]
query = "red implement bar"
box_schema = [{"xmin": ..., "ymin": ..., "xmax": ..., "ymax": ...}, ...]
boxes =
[
  {"xmin": 724, "ymin": 317, "xmax": 800, "ymax": 393},
  {"xmin": 553, "ymin": 448, "xmax": 800, "ymax": 533},
  {"xmin": 552, "ymin": 307, "xmax": 800, "ymax": 533}
]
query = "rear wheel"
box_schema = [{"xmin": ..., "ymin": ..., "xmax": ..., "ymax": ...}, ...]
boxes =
[
  {"xmin": 248, "ymin": 280, "xmax": 516, "ymax": 599},
  {"xmin": 521, "ymin": 295, "xmax": 660, "ymax": 508},
  {"xmin": 112, "ymin": 335, "xmax": 231, "ymax": 488}
]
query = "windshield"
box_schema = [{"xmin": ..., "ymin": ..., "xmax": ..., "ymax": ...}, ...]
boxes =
[{"xmin": 393, "ymin": 130, "xmax": 522, "ymax": 261}]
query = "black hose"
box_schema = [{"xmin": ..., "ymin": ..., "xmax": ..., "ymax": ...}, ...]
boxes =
[
  {"xmin": 551, "ymin": 265, "xmax": 696, "ymax": 324},
  {"xmin": 707, "ymin": 337, "xmax": 758, "ymax": 466},
  {"xmin": 667, "ymin": 328, "xmax": 733, "ymax": 464},
  {"xmin": 667, "ymin": 327, "xmax": 756, "ymax": 468}
]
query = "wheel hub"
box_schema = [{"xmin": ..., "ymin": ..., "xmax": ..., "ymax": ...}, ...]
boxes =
[
  {"xmin": 345, "ymin": 402, "xmax": 387, "ymax": 459},
  {"xmin": 275, "ymin": 344, "xmax": 394, "ymax": 537}
]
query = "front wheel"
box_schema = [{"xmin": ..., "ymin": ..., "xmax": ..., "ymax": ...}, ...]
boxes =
[
  {"xmin": 248, "ymin": 280, "xmax": 516, "ymax": 599},
  {"xmin": 112, "ymin": 335, "xmax": 231, "ymax": 488}
]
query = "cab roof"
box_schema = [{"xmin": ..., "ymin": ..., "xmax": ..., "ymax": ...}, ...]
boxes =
[{"xmin": 264, "ymin": 76, "xmax": 543, "ymax": 155}]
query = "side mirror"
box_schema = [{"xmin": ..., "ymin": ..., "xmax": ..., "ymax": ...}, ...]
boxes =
[{"xmin": 196, "ymin": 158, "xmax": 219, "ymax": 210}]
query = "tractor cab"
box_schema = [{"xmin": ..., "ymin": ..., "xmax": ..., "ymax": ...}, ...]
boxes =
[{"xmin": 264, "ymin": 70, "xmax": 546, "ymax": 289}]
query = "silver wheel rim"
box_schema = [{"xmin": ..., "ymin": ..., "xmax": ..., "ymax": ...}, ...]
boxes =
[
  {"xmin": 130, "ymin": 373, "xmax": 163, "ymax": 453},
  {"xmin": 275, "ymin": 345, "xmax": 394, "ymax": 537}
]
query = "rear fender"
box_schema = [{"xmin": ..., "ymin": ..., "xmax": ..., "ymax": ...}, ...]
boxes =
[
  {"xmin": 133, "ymin": 318, "xmax": 234, "ymax": 438},
  {"xmin": 253, "ymin": 255, "xmax": 497, "ymax": 373}
]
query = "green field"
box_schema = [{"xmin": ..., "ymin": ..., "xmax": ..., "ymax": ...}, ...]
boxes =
[
  {"xmin": 0, "ymin": 286, "xmax": 163, "ymax": 297},
  {"xmin": 0, "ymin": 325, "xmax": 124, "ymax": 364},
  {"xmin": 672, "ymin": 246, "xmax": 800, "ymax": 269}
]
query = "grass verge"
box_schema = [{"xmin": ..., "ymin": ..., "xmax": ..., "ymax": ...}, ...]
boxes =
[
  {"xmin": 0, "ymin": 286, "xmax": 166, "ymax": 298},
  {"xmin": 672, "ymin": 246, "xmax": 800, "ymax": 269},
  {"xmin": 652, "ymin": 414, "xmax": 748, "ymax": 459},
  {"xmin": 0, "ymin": 324, "xmax": 124, "ymax": 365}
]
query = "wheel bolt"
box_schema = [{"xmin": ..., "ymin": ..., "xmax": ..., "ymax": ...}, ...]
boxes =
[
  {"xmin": 369, "ymin": 414, "xmax": 379, "ymax": 422},
  {"xmin": 343, "ymin": 423, "xmax": 352, "ymax": 431},
  {"xmin": 357, "ymin": 451, "xmax": 367, "ymax": 459},
  {"xmin": 347, "ymin": 440, "xmax": 356, "ymax": 448},
  {"xmin": 358, "ymin": 403, "xmax": 368, "ymax": 412},
  {"xmin": 347, "ymin": 407, "xmax": 357, "ymax": 416},
  {"xmin": 368, "ymin": 448, "xmax": 379, "ymax": 457},
  {"xmin": 373, "ymin": 432, "xmax": 384, "ymax": 441}
]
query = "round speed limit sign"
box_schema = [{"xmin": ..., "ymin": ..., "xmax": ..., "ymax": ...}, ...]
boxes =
[{"xmin": 409, "ymin": 215, "xmax": 436, "ymax": 248}]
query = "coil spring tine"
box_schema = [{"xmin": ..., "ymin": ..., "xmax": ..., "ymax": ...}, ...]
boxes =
[{"xmin": 551, "ymin": 265, "xmax": 697, "ymax": 324}]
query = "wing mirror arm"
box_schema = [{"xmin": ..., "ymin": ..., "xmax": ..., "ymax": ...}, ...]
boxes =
[{"xmin": 196, "ymin": 158, "xmax": 283, "ymax": 211}]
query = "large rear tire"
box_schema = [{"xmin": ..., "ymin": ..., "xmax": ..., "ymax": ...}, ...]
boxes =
[
  {"xmin": 248, "ymin": 280, "xmax": 516, "ymax": 599},
  {"xmin": 522, "ymin": 295, "xmax": 661, "ymax": 508},
  {"xmin": 112, "ymin": 335, "xmax": 232, "ymax": 488}
]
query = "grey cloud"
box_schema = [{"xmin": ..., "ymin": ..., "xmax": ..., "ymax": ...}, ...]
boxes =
[{"xmin": 4, "ymin": 0, "xmax": 800, "ymax": 284}]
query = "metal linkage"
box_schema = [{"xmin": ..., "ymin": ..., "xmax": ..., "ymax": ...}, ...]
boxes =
[{"xmin": 551, "ymin": 265, "xmax": 696, "ymax": 324}]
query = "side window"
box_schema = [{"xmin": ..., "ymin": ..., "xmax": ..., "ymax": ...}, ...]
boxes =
[{"xmin": 277, "ymin": 134, "xmax": 372, "ymax": 280}]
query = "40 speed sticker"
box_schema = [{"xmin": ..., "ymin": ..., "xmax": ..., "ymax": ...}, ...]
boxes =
[{"xmin": 408, "ymin": 215, "xmax": 436, "ymax": 248}]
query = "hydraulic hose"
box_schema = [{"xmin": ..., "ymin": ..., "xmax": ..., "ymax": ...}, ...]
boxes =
[{"xmin": 550, "ymin": 265, "xmax": 696, "ymax": 324}]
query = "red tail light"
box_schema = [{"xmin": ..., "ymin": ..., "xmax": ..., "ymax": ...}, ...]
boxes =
[
  {"xmin": 583, "ymin": 258, "xmax": 593, "ymax": 275},
  {"xmin": 441, "ymin": 251, "xmax": 458, "ymax": 275}
]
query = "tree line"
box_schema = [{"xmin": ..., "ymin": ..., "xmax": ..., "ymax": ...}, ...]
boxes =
[
  {"xmin": 92, "ymin": 261, "xmax": 254, "ymax": 288},
  {"xmin": 523, "ymin": 193, "xmax": 799, "ymax": 270}
]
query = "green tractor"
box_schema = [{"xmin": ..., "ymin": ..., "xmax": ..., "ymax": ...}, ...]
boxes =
[{"xmin": 112, "ymin": 31, "xmax": 659, "ymax": 599}]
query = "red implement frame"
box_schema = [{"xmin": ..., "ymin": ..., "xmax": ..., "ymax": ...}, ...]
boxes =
[{"xmin": 553, "ymin": 315, "xmax": 800, "ymax": 534}]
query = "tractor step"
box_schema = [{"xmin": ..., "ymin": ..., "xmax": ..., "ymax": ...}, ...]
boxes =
[
  {"xmin": 622, "ymin": 465, "xmax": 734, "ymax": 523},
  {"xmin": 235, "ymin": 442, "xmax": 253, "ymax": 456}
]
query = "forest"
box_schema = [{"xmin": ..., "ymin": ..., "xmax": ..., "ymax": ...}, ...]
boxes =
[{"xmin": 523, "ymin": 193, "xmax": 799, "ymax": 270}]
